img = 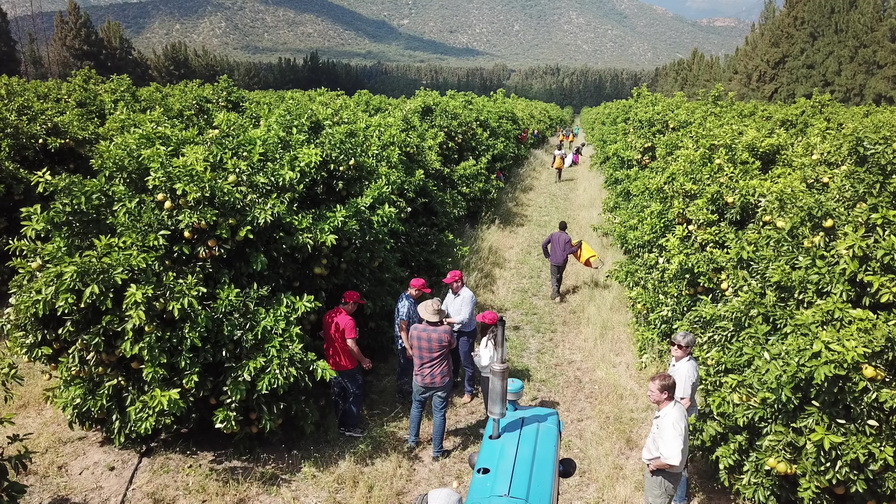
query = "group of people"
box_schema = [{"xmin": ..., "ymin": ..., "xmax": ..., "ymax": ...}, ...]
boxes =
[
  {"xmin": 557, "ymin": 125, "xmax": 580, "ymax": 150},
  {"xmin": 321, "ymin": 231, "xmax": 701, "ymax": 503},
  {"xmin": 322, "ymin": 270, "xmax": 501, "ymax": 463},
  {"xmin": 551, "ymin": 140, "xmax": 585, "ymax": 182},
  {"xmin": 642, "ymin": 330, "xmax": 700, "ymax": 504}
]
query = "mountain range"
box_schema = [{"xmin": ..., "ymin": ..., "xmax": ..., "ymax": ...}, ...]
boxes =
[{"xmin": 2, "ymin": 0, "xmax": 752, "ymax": 68}]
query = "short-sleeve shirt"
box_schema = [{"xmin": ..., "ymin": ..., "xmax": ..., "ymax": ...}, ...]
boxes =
[
  {"xmin": 409, "ymin": 323, "xmax": 455, "ymax": 388},
  {"xmin": 322, "ymin": 306, "xmax": 358, "ymax": 371},
  {"xmin": 394, "ymin": 291, "xmax": 421, "ymax": 349},
  {"xmin": 641, "ymin": 400, "xmax": 689, "ymax": 472},
  {"xmin": 668, "ymin": 355, "xmax": 699, "ymax": 417}
]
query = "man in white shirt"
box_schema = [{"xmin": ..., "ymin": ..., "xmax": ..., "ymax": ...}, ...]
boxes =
[
  {"xmin": 642, "ymin": 373, "xmax": 689, "ymax": 504},
  {"xmin": 441, "ymin": 269, "xmax": 477, "ymax": 404}
]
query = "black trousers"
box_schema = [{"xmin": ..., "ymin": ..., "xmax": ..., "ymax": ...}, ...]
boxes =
[{"xmin": 550, "ymin": 263, "xmax": 567, "ymax": 298}]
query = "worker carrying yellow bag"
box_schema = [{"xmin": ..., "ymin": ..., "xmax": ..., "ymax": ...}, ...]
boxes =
[{"xmin": 573, "ymin": 240, "xmax": 602, "ymax": 269}]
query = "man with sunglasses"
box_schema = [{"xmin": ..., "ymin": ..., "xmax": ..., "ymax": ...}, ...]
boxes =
[{"xmin": 668, "ymin": 331, "xmax": 699, "ymax": 504}]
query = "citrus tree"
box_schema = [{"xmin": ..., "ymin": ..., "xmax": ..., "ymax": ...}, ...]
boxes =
[
  {"xmin": 582, "ymin": 87, "xmax": 896, "ymax": 503},
  {"xmin": 1, "ymin": 70, "xmax": 569, "ymax": 444}
]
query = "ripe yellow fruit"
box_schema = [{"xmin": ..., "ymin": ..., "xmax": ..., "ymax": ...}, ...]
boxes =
[
  {"xmin": 875, "ymin": 370, "xmax": 885, "ymax": 381},
  {"xmin": 249, "ymin": 425, "xmax": 259, "ymax": 433},
  {"xmin": 209, "ymin": 397, "xmax": 218, "ymax": 405},
  {"xmin": 249, "ymin": 411, "xmax": 258, "ymax": 420},
  {"xmin": 832, "ymin": 485, "xmax": 846, "ymax": 495},
  {"xmin": 775, "ymin": 461, "xmax": 789, "ymax": 475},
  {"xmin": 823, "ymin": 218, "xmax": 835, "ymax": 229},
  {"xmin": 313, "ymin": 266, "xmax": 324, "ymax": 275},
  {"xmin": 207, "ymin": 238, "xmax": 218, "ymax": 248},
  {"xmin": 29, "ymin": 261, "xmax": 42, "ymax": 271},
  {"xmin": 821, "ymin": 176, "xmax": 830, "ymax": 184},
  {"xmin": 49, "ymin": 364, "xmax": 58, "ymax": 371},
  {"xmin": 226, "ymin": 174, "xmax": 238, "ymax": 184},
  {"xmin": 184, "ymin": 230, "xmax": 194, "ymax": 240},
  {"xmin": 696, "ymin": 286, "xmax": 705, "ymax": 293},
  {"xmin": 762, "ymin": 215, "xmax": 772, "ymax": 223},
  {"xmin": 863, "ymin": 364, "xmax": 878, "ymax": 379},
  {"xmin": 776, "ymin": 220, "xmax": 786, "ymax": 229},
  {"xmin": 199, "ymin": 221, "xmax": 209, "ymax": 229},
  {"xmin": 720, "ymin": 281, "xmax": 730, "ymax": 292},
  {"xmin": 725, "ymin": 196, "xmax": 735, "ymax": 205},
  {"xmin": 163, "ymin": 200, "xmax": 175, "ymax": 211},
  {"xmin": 156, "ymin": 193, "xmax": 167, "ymax": 202},
  {"xmin": 130, "ymin": 361, "xmax": 141, "ymax": 369},
  {"xmin": 765, "ymin": 457, "xmax": 778, "ymax": 469},
  {"xmin": 349, "ymin": 158, "xmax": 356, "ymax": 166},
  {"xmin": 812, "ymin": 153, "xmax": 820, "ymax": 160}
]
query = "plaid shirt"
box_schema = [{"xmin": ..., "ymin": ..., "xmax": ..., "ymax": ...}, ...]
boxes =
[
  {"xmin": 409, "ymin": 322, "xmax": 455, "ymax": 387},
  {"xmin": 393, "ymin": 291, "xmax": 421, "ymax": 349}
]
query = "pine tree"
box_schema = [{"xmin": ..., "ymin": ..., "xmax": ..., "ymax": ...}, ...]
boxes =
[
  {"xmin": 49, "ymin": 0, "xmax": 103, "ymax": 78},
  {"xmin": 98, "ymin": 19, "xmax": 148, "ymax": 83},
  {"xmin": 0, "ymin": 5, "xmax": 20, "ymax": 76},
  {"xmin": 22, "ymin": 32, "xmax": 47, "ymax": 80},
  {"xmin": 148, "ymin": 40, "xmax": 195, "ymax": 84}
]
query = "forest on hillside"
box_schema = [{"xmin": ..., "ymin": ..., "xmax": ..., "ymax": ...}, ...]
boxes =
[
  {"xmin": 0, "ymin": 1, "xmax": 648, "ymax": 109},
  {"xmin": 651, "ymin": 0, "xmax": 896, "ymax": 105}
]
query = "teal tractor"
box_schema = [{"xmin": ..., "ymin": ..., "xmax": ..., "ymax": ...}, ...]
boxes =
[{"xmin": 465, "ymin": 317, "xmax": 577, "ymax": 503}]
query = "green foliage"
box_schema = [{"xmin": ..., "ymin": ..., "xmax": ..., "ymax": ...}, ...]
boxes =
[
  {"xmin": 582, "ymin": 89, "xmax": 896, "ymax": 503},
  {"xmin": 0, "ymin": 71, "xmax": 569, "ymax": 445},
  {"xmin": 0, "ymin": 354, "xmax": 33, "ymax": 504}
]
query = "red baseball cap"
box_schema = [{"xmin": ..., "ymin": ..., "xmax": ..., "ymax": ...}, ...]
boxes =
[
  {"xmin": 476, "ymin": 311, "xmax": 499, "ymax": 325},
  {"xmin": 409, "ymin": 278, "xmax": 431, "ymax": 293},
  {"xmin": 341, "ymin": 290, "xmax": 366, "ymax": 304},
  {"xmin": 442, "ymin": 270, "xmax": 464, "ymax": 284}
]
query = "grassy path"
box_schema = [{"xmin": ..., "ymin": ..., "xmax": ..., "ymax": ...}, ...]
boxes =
[{"xmin": 2, "ymin": 128, "xmax": 671, "ymax": 503}]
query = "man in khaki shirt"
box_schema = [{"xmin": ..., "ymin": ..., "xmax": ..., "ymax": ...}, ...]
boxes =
[{"xmin": 641, "ymin": 373, "xmax": 689, "ymax": 504}]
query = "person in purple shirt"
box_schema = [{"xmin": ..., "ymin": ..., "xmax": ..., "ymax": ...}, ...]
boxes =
[{"xmin": 542, "ymin": 221, "xmax": 582, "ymax": 302}]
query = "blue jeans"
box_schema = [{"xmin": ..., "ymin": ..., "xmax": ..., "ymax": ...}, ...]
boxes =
[
  {"xmin": 672, "ymin": 467, "xmax": 688, "ymax": 504},
  {"xmin": 396, "ymin": 347, "xmax": 413, "ymax": 397},
  {"xmin": 452, "ymin": 329, "xmax": 477, "ymax": 395},
  {"xmin": 331, "ymin": 366, "xmax": 363, "ymax": 429},
  {"xmin": 408, "ymin": 380, "xmax": 451, "ymax": 456}
]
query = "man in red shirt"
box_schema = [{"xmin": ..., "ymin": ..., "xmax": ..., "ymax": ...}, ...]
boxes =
[{"xmin": 323, "ymin": 290, "xmax": 372, "ymax": 437}]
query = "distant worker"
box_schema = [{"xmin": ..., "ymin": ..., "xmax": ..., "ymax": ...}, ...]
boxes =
[
  {"xmin": 394, "ymin": 278, "xmax": 431, "ymax": 399},
  {"xmin": 323, "ymin": 290, "xmax": 372, "ymax": 437},
  {"xmin": 541, "ymin": 221, "xmax": 581, "ymax": 301},
  {"xmin": 573, "ymin": 125, "xmax": 580, "ymax": 138},
  {"xmin": 407, "ymin": 298, "xmax": 457, "ymax": 461},
  {"xmin": 552, "ymin": 144, "xmax": 566, "ymax": 182},
  {"xmin": 642, "ymin": 373, "xmax": 689, "ymax": 504}
]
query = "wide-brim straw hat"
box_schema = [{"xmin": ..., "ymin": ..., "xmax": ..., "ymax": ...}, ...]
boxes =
[{"xmin": 417, "ymin": 298, "xmax": 447, "ymax": 323}]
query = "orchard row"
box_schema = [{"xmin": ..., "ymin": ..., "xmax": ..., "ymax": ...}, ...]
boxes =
[
  {"xmin": 0, "ymin": 70, "xmax": 570, "ymax": 444},
  {"xmin": 582, "ymin": 88, "xmax": 896, "ymax": 504}
]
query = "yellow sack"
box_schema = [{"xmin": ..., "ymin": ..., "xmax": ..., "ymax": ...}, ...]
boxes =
[{"xmin": 573, "ymin": 240, "xmax": 601, "ymax": 268}]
